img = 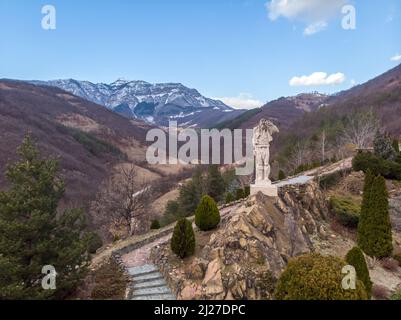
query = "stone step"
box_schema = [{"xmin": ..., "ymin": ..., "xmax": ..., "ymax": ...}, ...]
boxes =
[
  {"xmin": 128, "ymin": 264, "xmax": 159, "ymax": 276},
  {"xmin": 133, "ymin": 278, "xmax": 167, "ymax": 289},
  {"xmin": 131, "ymin": 293, "xmax": 176, "ymax": 301},
  {"xmin": 133, "ymin": 272, "xmax": 164, "ymax": 283},
  {"xmin": 132, "ymin": 286, "xmax": 172, "ymax": 297}
]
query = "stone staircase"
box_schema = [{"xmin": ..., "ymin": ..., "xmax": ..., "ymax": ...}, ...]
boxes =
[{"xmin": 128, "ymin": 264, "xmax": 175, "ymax": 300}]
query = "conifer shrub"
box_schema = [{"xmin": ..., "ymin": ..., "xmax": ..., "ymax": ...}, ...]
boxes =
[
  {"xmin": 278, "ymin": 170, "xmax": 286, "ymax": 180},
  {"xmin": 244, "ymin": 186, "xmax": 251, "ymax": 197},
  {"xmin": 195, "ymin": 196, "xmax": 221, "ymax": 231},
  {"xmin": 352, "ymin": 152, "xmax": 401, "ymax": 180},
  {"xmin": 225, "ymin": 193, "xmax": 234, "ymax": 204},
  {"xmin": 358, "ymin": 173, "xmax": 393, "ymax": 258},
  {"xmin": 206, "ymin": 165, "xmax": 226, "ymax": 202},
  {"xmin": 171, "ymin": 219, "xmax": 195, "ymax": 258},
  {"xmin": 329, "ymin": 196, "xmax": 360, "ymax": 228},
  {"xmin": 150, "ymin": 219, "xmax": 161, "ymax": 230},
  {"xmin": 374, "ymin": 132, "xmax": 396, "ymax": 161},
  {"xmin": 346, "ymin": 247, "xmax": 372, "ymax": 298},
  {"xmin": 318, "ymin": 170, "xmax": 348, "ymax": 189},
  {"xmin": 393, "ymin": 139, "xmax": 400, "ymax": 154},
  {"xmin": 88, "ymin": 233, "xmax": 104, "ymax": 254},
  {"xmin": 274, "ymin": 254, "xmax": 368, "ymax": 300},
  {"xmin": 235, "ymin": 188, "xmax": 245, "ymax": 200}
]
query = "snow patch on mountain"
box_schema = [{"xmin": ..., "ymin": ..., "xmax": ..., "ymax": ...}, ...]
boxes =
[{"xmin": 30, "ymin": 79, "xmax": 243, "ymax": 128}]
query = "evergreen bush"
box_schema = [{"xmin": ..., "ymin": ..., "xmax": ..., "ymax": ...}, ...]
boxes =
[
  {"xmin": 171, "ymin": 218, "xmax": 195, "ymax": 258},
  {"xmin": 278, "ymin": 170, "xmax": 286, "ymax": 180},
  {"xmin": 358, "ymin": 173, "xmax": 393, "ymax": 258},
  {"xmin": 150, "ymin": 219, "xmax": 161, "ymax": 230},
  {"xmin": 346, "ymin": 247, "xmax": 372, "ymax": 298},
  {"xmin": 329, "ymin": 196, "xmax": 360, "ymax": 228},
  {"xmin": 352, "ymin": 152, "xmax": 401, "ymax": 180},
  {"xmin": 195, "ymin": 196, "xmax": 221, "ymax": 231},
  {"xmin": 225, "ymin": 193, "xmax": 234, "ymax": 204},
  {"xmin": 274, "ymin": 254, "xmax": 367, "ymax": 300},
  {"xmin": 88, "ymin": 233, "xmax": 103, "ymax": 254},
  {"xmin": 236, "ymin": 188, "xmax": 245, "ymax": 200}
]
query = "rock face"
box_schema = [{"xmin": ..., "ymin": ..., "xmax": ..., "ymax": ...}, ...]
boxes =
[{"xmin": 151, "ymin": 181, "xmax": 329, "ymax": 300}]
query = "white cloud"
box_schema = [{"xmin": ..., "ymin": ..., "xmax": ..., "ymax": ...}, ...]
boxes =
[
  {"xmin": 303, "ymin": 21, "xmax": 328, "ymax": 35},
  {"xmin": 266, "ymin": 0, "xmax": 349, "ymax": 35},
  {"xmin": 216, "ymin": 93, "xmax": 263, "ymax": 110},
  {"xmin": 290, "ymin": 72, "xmax": 346, "ymax": 87},
  {"xmin": 390, "ymin": 54, "xmax": 401, "ymax": 62}
]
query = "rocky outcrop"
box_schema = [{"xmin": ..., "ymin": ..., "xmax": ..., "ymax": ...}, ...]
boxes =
[{"xmin": 151, "ymin": 181, "xmax": 329, "ymax": 300}]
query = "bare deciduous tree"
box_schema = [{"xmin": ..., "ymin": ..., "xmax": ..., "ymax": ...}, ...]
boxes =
[
  {"xmin": 288, "ymin": 141, "xmax": 310, "ymax": 172},
  {"xmin": 92, "ymin": 164, "xmax": 150, "ymax": 238},
  {"xmin": 341, "ymin": 112, "xmax": 379, "ymax": 149},
  {"xmin": 321, "ymin": 130, "xmax": 327, "ymax": 164}
]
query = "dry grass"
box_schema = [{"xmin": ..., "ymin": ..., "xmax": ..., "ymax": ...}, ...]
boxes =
[
  {"xmin": 90, "ymin": 259, "xmax": 129, "ymax": 300},
  {"xmin": 150, "ymin": 188, "xmax": 180, "ymax": 218},
  {"xmin": 329, "ymin": 219, "xmax": 357, "ymax": 240},
  {"xmin": 381, "ymin": 258, "xmax": 400, "ymax": 272},
  {"xmin": 372, "ymin": 284, "xmax": 391, "ymax": 300},
  {"xmin": 56, "ymin": 113, "xmax": 102, "ymax": 133}
]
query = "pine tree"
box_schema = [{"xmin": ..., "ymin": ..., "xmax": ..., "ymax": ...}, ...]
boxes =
[
  {"xmin": 0, "ymin": 135, "xmax": 90, "ymax": 300},
  {"xmin": 178, "ymin": 168, "xmax": 205, "ymax": 216},
  {"xmin": 206, "ymin": 165, "xmax": 225, "ymax": 203},
  {"xmin": 346, "ymin": 247, "xmax": 372, "ymax": 299},
  {"xmin": 171, "ymin": 218, "xmax": 195, "ymax": 258},
  {"xmin": 195, "ymin": 195, "xmax": 221, "ymax": 231},
  {"xmin": 393, "ymin": 139, "xmax": 400, "ymax": 154},
  {"xmin": 278, "ymin": 170, "xmax": 286, "ymax": 181},
  {"xmin": 358, "ymin": 173, "xmax": 393, "ymax": 258},
  {"xmin": 150, "ymin": 219, "xmax": 161, "ymax": 230},
  {"xmin": 374, "ymin": 132, "xmax": 396, "ymax": 160},
  {"xmin": 236, "ymin": 188, "xmax": 245, "ymax": 200},
  {"xmin": 358, "ymin": 170, "xmax": 374, "ymax": 253},
  {"xmin": 244, "ymin": 186, "xmax": 251, "ymax": 197},
  {"xmin": 179, "ymin": 180, "xmax": 202, "ymax": 216},
  {"xmin": 225, "ymin": 193, "xmax": 234, "ymax": 204}
]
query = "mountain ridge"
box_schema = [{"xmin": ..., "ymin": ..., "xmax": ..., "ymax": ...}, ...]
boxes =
[
  {"xmin": 0, "ymin": 79, "xmax": 152, "ymax": 210},
  {"xmin": 29, "ymin": 79, "xmax": 245, "ymax": 128}
]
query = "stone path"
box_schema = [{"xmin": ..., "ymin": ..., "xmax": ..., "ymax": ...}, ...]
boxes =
[
  {"xmin": 122, "ymin": 234, "xmax": 172, "ymax": 268},
  {"xmin": 274, "ymin": 158, "xmax": 353, "ymax": 188},
  {"xmin": 121, "ymin": 204, "xmax": 240, "ymax": 300},
  {"xmin": 274, "ymin": 175, "xmax": 314, "ymax": 187},
  {"xmin": 127, "ymin": 264, "xmax": 175, "ymax": 300}
]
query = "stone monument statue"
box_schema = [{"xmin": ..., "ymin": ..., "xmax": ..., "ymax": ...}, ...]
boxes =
[{"xmin": 250, "ymin": 119, "xmax": 279, "ymax": 197}]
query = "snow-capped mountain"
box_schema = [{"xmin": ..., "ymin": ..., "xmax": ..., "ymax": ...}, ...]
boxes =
[{"xmin": 30, "ymin": 79, "xmax": 243, "ymax": 127}]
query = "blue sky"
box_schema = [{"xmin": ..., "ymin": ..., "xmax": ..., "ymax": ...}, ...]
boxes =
[{"xmin": 1, "ymin": 0, "xmax": 400, "ymax": 108}]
